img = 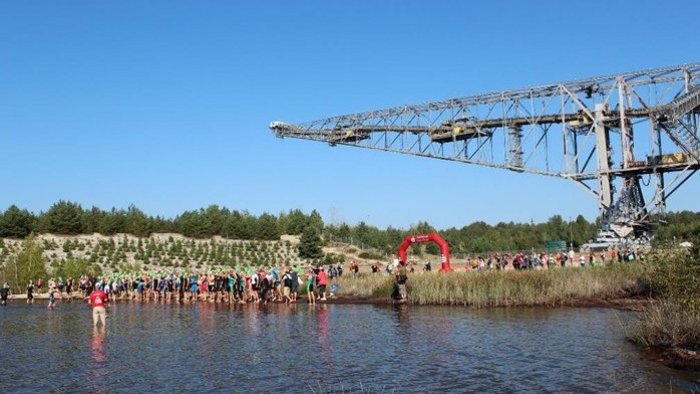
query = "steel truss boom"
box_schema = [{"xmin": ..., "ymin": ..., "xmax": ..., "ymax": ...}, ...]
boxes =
[{"xmin": 270, "ymin": 63, "xmax": 700, "ymax": 241}]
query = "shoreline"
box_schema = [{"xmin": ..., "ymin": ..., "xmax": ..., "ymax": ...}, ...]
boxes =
[
  {"xmin": 8, "ymin": 292, "xmax": 649, "ymax": 310},
  {"xmin": 643, "ymin": 345, "xmax": 700, "ymax": 371}
]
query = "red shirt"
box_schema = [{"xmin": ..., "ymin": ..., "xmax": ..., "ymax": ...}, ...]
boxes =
[
  {"xmin": 317, "ymin": 271, "xmax": 328, "ymax": 286},
  {"xmin": 89, "ymin": 290, "xmax": 107, "ymax": 308}
]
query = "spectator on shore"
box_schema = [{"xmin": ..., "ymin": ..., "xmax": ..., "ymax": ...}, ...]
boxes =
[
  {"xmin": 349, "ymin": 261, "xmax": 359, "ymax": 279},
  {"xmin": 337, "ymin": 264, "xmax": 344, "ymax": 277}
]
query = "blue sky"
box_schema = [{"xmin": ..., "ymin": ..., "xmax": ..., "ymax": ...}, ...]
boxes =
[{"xmin": 1, "ymin": 0, "xmax": 699, "ymax": 229}]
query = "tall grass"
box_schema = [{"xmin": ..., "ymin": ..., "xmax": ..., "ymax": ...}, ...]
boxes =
[
  {"xmin": 334, "ymin": 263, "xmax": 649, "ymax": 307},
  {"xmin": 629, "ymin": 247, "xmax": 700, "ymax": 348},
  {"xmin": 628, "ymin": 301, "xmax": 700, "ymax": 347}
]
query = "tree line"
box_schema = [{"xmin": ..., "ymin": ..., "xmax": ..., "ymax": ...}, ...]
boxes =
[
  {"xmin": 1, "ymin": 201, "xmax": 698, "ymax": 254},
  {"xmin": 0, "ymin": 201, "xmax": 323, "ymax": 240},
  {"xmin": 325, "ymin": 215, "xmax": 599, "ymax": 255}
]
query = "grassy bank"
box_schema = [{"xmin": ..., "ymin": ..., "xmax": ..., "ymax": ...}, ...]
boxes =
[
  {"xmin": 334, "ymin": 263, "xmax": 650, "ymax": 307},
  {"xmin": 627, "ymin": 247, "xmax": 700, "ymax": 369},
  {"xmin": 629, "ymin": 301, "xmax": 700, "ymax": 347}
]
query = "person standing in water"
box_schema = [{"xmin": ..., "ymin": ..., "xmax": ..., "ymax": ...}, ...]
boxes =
[
  {"xmin": 317, "ymin": 267, "xmax": 328, "ymax": 301},
  {"xmin": 66, "ymin": 278, "xmax": 73, "ymax": 300},
  {"xmin": 393, "ymin": 261, "xmax": 408, "ymax": 303},
  {"xmin": 1, "ymin": 283, "xmax": 10, "ymax": 306},
  {"xmin": 306, "ymin": 268, "xmax": 316, "ymax": 305},
  {"xmin": 26, "ymin": 281, "xmax": 35, "ymax": 305},
  {"xmin": 47, "ymin": 285, "xmax": 57, "ymax": 309},
  {"xmin": 89, "ymin": 285, "xmax": 108, "ymax": 328}
]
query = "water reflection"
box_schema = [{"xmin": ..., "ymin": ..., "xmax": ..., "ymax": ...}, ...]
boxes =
[
  {"xmin": 317, "ymin": 305, "xmax": 331, "ymax": 361},
  {"xmin": 89, "ymin": 327, "xmax": 107, "ymax": 393},
  {"xmin": 393, "ymin": 304, "xmax": 410, "ymax": 331},
  {"xmin": 91, "ymin": 327, "xmax": 106, "ymax": 363}
]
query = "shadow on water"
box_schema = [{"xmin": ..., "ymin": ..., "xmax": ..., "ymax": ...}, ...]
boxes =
[{"xmin": 0, "ymin": 302, "xmax": 698, "ymax": 392}]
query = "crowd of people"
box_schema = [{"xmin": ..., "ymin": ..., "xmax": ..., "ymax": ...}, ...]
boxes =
[
  {"xmin": 454, "ymin": 248, "xmax": 642, "ymax": 271},
  {"xmin": 383, "ymin": 248, "xmax": 642, "ymax": 273},
  {"xmin": 2, "ymin": 264, "xmax": 347, "ymax": 311},
  {"xmin": 0, "ymin": 247, "xmax": 643, "ymax": 310}
]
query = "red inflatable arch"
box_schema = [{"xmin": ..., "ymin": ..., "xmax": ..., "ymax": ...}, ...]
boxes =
[{"xmin": 397, "ymin": 233, "xmax": 453, "ymax": 272}]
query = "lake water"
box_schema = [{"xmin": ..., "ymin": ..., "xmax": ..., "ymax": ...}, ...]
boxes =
[{"xmin": 1, "ymin": 302, "xmax": 698, "ymax": 392}]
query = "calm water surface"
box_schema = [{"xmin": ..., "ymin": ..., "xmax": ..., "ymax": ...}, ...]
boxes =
[{"xmin": 1, "ymin": 302, "xmax": 698, "ymax": 393}]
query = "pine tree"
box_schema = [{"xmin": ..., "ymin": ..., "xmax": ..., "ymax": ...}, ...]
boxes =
[
  {"xmin": 82, "ymin": 206, "xmax": 104, "ymax": 234},
  {"xmin": 99, "ymin": 208, "xmax": 127, "ymax": 235},
  {"xmin": 126, "ymin": 204, "xmax": 150, "ymax": 237},
  {"xmin": 177, "ymin": 210, "xmax": 212, "ymax": 238},
  {"xmin": 256, "ymin": 213, "xmax": 280, "ymax": 240},
  {"xmin": 41, "ymin": 200, "xmax": 84, "ymax": 234},
  {"xmin": 286, "ymin": 209, "xmax": 307, "ymax": 235},
  {"xmin": 0, "ymin": 205, "xmax": 36, "ymax": 238},
  {"xmin": 308, "ymin": 209, "xmax": 324, "ymax": 231},
  {"xmin": 298, "ymin": 226, "xmax": 323, "ymax": 260}
]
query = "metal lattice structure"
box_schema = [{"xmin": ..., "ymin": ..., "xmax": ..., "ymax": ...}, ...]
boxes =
[{"xmin": 270, "ymin": 63, "xmax": 700, "ymax": 241}]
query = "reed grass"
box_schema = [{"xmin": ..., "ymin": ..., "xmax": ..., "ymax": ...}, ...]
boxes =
[
  {"xmin": 333, "ymin": 263, "xmax": 650, "ymax": 307},
  {"xmin": 628, "ymin": 301, "xmax": 700, "ymax": 347}
]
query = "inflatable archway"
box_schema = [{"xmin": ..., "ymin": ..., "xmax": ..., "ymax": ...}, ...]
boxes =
[{"xmin": 397, "ymin": 233, "xmax": 452, "ymax": 272}]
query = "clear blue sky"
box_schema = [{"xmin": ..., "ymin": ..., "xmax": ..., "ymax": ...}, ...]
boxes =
[{"xmin": 2, "ymin": 0, "xmax": 699, "ymax": 229}]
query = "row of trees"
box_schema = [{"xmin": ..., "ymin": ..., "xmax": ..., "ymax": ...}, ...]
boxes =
[
  {"xmin": 324, "ymin": 215, "xmax": 599, "ymax": 255},
  {"xmin": 1, "ymin": 201, "xmax": 699, "ymax": 255},
  {"xmin": 0, "ymin": 201, "xmax": 323, "ymax": 240},
  {"xmin": 652, "ymin": 211, "xmax": 700, "ymax": 244}
]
